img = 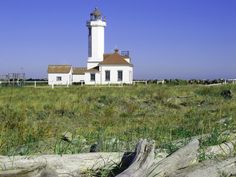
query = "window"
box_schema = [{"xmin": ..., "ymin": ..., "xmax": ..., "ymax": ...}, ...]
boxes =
[
  {"xmin": 89, "ymin": 28, "xmax": 91, "ymax": 36},
  {"xmin": 105, "ymin": 70, "xmax": 110, "ymax": 81},
  {"xmin": 56, "ymin": 76, "xmax": 62, "ymax": 81},
  {"xmin": 90, "ymin": 73, "xmax": 95, "ymax": 81},
  {"xmin": 118, "ymin": 70, "xmax": 123, "ymax": 81}
]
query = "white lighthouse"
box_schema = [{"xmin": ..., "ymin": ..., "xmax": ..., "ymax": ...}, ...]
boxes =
[
  {"xmin": 87, "ymin": 8, "xmax": 106, "ymax": 69},
  {"xmin": 48, "ymin": 8, "xmax": 133, "ymax": 85}
]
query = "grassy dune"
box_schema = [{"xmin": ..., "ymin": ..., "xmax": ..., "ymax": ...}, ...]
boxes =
[{"xmin": 0, "ymin": 84, "xmax": 235, "ymax": 155}]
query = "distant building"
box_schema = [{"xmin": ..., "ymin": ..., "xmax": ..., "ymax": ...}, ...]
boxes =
[
  {"xmin": 48, "ymin": 8, "xmax": 133, "ymax": 85},
  {"xmin": 48, "ymin": 65, "xmax": 73, "ymax": 85}
]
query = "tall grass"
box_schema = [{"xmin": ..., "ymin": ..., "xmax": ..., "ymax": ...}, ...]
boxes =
[{"xmin": 0, "ymin": 84, "xmax": 235, "ymax": 155}]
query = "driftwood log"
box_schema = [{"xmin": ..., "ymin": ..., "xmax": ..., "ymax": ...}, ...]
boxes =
[
  {"xmin": 205, "ymin": 140, "xmax": 236, "ymax": 157},
  {"xmin": 117, "ymin": 139, "xmax": 236, "ymax": 177},
  {"xmin": 0, "ymin": 153, "xmax": 124, "ymax": 177},
  {"xmin": 0, "ymin": 139, "xmax": 235, "ymax": 177},
  {"xmin": 169, "ymin": 157, "xmax": 236, "ymax": 177},
  {"xmin": 117, "ymin": 139, "xmax": 199, "ymax": 177},
  {"xmin": 116, "ymin": 139, "xmax": 156, "ymax": 177}
]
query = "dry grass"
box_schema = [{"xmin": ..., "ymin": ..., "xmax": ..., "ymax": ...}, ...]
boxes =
[{"xmin": 0, "ymin": 84, "xmax": 235, "ymax": 155}]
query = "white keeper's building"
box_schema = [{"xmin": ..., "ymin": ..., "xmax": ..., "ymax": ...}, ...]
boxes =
[{"xmin": 48, "ymin": 8, "xmax": 133, "ymax": 85}]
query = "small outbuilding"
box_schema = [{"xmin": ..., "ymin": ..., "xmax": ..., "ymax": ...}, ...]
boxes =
[{"xmin": 48, "ymin": 65, "xmax": 73, "ymax": 85}]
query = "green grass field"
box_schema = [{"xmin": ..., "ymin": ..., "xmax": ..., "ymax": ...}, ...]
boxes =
[{"xmin": 0, "ymin": 84, "xmax": 235, "ymax": 155}]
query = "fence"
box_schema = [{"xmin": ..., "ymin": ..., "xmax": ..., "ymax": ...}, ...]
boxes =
[
  {"xmin": 24, "ymin": 81, "xmax": 48, "ymax": 87},
  {"xmin": 0, "ymin": 80, "xmax": 48, "ymax": 88},
  {"xmin": 133, "ymin": 80, "xmax": 148, "ymax": 85},
  {"xmin": 133, "ymin": 80, "xmax": 165, "ymax": 85},
  {"xmin": 227, "ymin": 79, "xmax": 236, "ymax": 84},
  {"xmin": 0, "ymin": 80, "xmax": 25, "ymax": 87},
  {"xmin": 1, "ymin": 79, "xmax": 236, "ymax": 88}
]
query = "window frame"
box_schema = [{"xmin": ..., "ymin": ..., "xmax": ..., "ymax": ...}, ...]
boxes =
[
  {"xmin": 105, "ymin": 70, "xmax": 110, "ymax": 81},
  {"xmin": 56, "ymin": 76, "xmax": 62, "ymax": 81},
  {"xmin": 88, "ymin": 28, "xmax": 92, "ymax": 36},
  {"xmin": 117, "ymin": 70, "xmax": 123, "ymax": 81},
  {"xmin": 90, "ymin": 73, "xmax": 95, "ymax": 81}
]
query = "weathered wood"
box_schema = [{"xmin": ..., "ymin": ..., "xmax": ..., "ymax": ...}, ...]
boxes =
[
  {"xmin": 0, "ymin": 164, "xmax": 48, "ymax": 177},
  {"xmin": 0, "ymin": 152, "xmax": 124, "ymax": 177},
  {"xmin": 0, "ymin": 142, "xmax": 167, "ymax": 177},
  {"xmin": 1, "ymin": 138, "xmax": 235, "ymax": 177},
  {"xmin": 116, "ymin": 139, "xmax": 155, "ymax": 177},
  {"xmin": 205, "ymin": 140, "xmax": 236, "ymax": 157},
  {"xmin": 116, "ymin": 139, "xmax": 199, "ymax": 177},
  {"xmin": 170, "ymin": 157, "xmax": 236, "ymax": 177},
  {"xmin": 146, "ymin": 139, "xmax": 199, "ymax": 177}
]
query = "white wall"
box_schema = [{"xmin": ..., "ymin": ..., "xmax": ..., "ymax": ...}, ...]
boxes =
[
  {"xmin": 87, "ymin": 62, "xmax": 99, "ymax": 69},
  {"xmin": 49, "ymin": 66, "xmax": 133, "ymax": 85},
  {"xmin": 84, "ymin": 72, "xmax": 101, "ymax": 85},
  {"xmin": 124, "ymin": 58, "xmax": 131, "ymax": 63},
  {"xmin": 48, "ymin": 68, "xmax": 73, "ymax": 85},
  {"xmin": 100, "ymin": 65, "xmax": 133, "ymax": 84},
  {"xmin": 87, "ymin": 20, "xmax": 106, "ymax": 64},
  {"xmin": 72, "ymin": 74, "xmax": 85, "ymax": 83},
  {"xmin": 48, "ymin": 73, "xmax": 73, "ymax": 85}
]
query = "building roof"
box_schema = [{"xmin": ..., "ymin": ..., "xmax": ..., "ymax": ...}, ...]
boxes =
[
  {"xmin": 103, "ymin": 53, "xmax": 112, "ymax": 59},
  {"xmin": 48, "ymin": 65, "xmax": 72, "ymax": 73},
  {"xmin": 73, "ymin": 67, "xmax": 87, "ymax": 75},
  {"xmin": 100, "ymin": 50, "xmax": 133, "ymax": 66}
]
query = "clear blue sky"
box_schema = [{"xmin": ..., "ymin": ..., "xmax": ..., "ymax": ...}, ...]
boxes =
[{"xmin": 0, "ymin": 0, "xmax": 235, "ymax": 79}]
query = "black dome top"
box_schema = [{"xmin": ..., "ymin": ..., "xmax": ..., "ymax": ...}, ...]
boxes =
[{"xmin": 90, "ymin": 8, "xmax": 103, "ymax": 20}]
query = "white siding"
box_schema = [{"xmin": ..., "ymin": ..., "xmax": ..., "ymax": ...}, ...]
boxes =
[
  {"xmin": 87, "ymin": 62, "xmax": 99, "ymax": 69},
  {"xmin": 124, "ymin": 58, "xmax": 131, "ymax": 63},
  {"xmin": 100, "ymin": 65, "xmax": 133, "ymax": 84},
  {"xmin": 48, "ymin": 68, "xmax": 73, "ymax": 85},
  {"xmin": 87, "ymin": 20, "xmax": 106, "ymax": 63},
  {"xmin": 84, "ymin": 72, "xmax": 101, "ymax": 85},
  {"xmin": 48, "ymin": 73, "xmax": 72, "ymax": 85},
  {"xmin": 72, "ymin": 74, "xmax": 85, "ymax": 83},
  {"xmin": 48, "ymin": 65, "xmax": 133, "ymax": 85}
]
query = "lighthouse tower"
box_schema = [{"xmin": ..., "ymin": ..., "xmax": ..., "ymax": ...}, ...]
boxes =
[{"xmin": 87, "ymin": 8, "xmax": 106, "ymax": 69}]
